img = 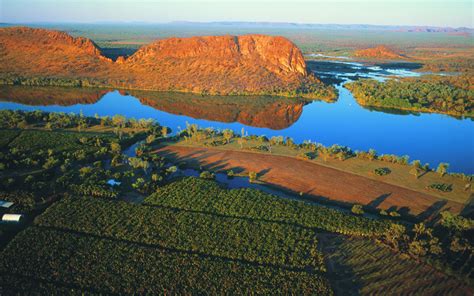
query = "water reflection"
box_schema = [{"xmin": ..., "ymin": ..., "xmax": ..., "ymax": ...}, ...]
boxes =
[
  {"xmin": 0, "ymin": 86, "xmax": 304, "ymax": 130},
  {"xmin": 124, "ymin": 90, "xmax": 305, "ymax": 130}
]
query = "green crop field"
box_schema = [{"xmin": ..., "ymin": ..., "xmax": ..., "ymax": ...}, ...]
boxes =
[
  {"xmin": 145, "ymin": 177, "xmax": 392, "ymax": 236},
  {"xmin": 0, "ymin": 227, "xmax": 332, "ymax": 295},
  {"xmin": 35, "ymin": 196, "xmax": 324, "ymax": 271},
  {"xmin": 0, "ymin": 191, "xmax": 335, "ymax": 294}
]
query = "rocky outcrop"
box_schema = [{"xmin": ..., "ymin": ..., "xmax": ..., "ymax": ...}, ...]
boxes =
[
  {"xmin": 0, "ymin": 27, "xmax": 112, "ymax": 78},
  {"xmin": 122, "ymin": 34, "xmax": 308, "ymax": 94},
  {"xmin": 0, "ymin": 27, "xmax": 334, "ymax": 98},
  {"xmin": 354, "ymin": 45, "xmax": 405, "ymax": 59}
]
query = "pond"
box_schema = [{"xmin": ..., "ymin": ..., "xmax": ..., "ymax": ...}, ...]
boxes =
[{"xmin": 0, "ymin": 60, "xmax": 472, "ymax": 173}]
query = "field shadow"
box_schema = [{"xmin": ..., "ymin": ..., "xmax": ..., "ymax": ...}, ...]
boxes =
[
  {"xmin": 318, "ymin": 234, "xmax": 363, "ymax": 296},
  {"xmin": 460, "ymin": 193, "xmax": 474, "ymax": 219},
  {"xmin": 417, "ymin": 200, "xmax": 448, "ymax": 221},
  {"xmin": 367, "ymin": 193, "xmax": 391, "ymax": 209}
]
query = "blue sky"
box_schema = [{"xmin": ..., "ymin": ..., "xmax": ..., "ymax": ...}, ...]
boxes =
[{"xmin": 1, "ymin": 0, "xmax": 472, "ymax": 27}]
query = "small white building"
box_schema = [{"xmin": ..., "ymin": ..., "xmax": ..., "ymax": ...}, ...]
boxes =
[
  {"xmin": 2, "ymin": 214, "xmax": 23, "ymax": 222},
  {"xmin": 0, "ymin": 200, "xmax": 14, "ymax": 209}
]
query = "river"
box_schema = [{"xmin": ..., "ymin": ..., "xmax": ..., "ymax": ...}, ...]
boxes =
[{"xmin": 0, "ymin": 60, "xmax": 472, "ymax": 173}]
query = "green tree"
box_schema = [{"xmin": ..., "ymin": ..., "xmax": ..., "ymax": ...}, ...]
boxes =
[
  {"xmin": 110, "ymin": 142, "xmax": 121, "ymax": 155},
  {"xmin": 384, "ymin": 223, "xmax": 406, "ymax": 250},
  {"xmin": 112, "ymin": 115, "xmax": 126, "ymax": 128},
  {"xmin": 436, "ymin": 163, "xmax": 449, "ymax": 177},
  {"xmin": 222, "ymin": 129, "xmax": 234, "ymax": 144},
  {"xmin": 248, "ymin": 171, "xmax": 257, "ymax": 183},
  {"xmin": 161, "ymin": 126, "xmax": 169, "ymax": 137},
  {"xmin": 351, "ymin": 204, "xmax": 364, "ymax": 215}
]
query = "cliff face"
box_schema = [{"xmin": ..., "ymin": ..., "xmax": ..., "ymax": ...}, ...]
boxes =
[
  {"xmin": 122, "ymin": 34, "xmax": 308, "ymax": 94},
  {"xmin": 0, "ymin": 27, "xmax": 332, "ymax": 97},
  {"xmin": 354, "ymin": 45, "xmax": 405, "ymax": 59},
  {"xmin": 126, "ymin": 35, "xmax": 306, "ymax": 75}
]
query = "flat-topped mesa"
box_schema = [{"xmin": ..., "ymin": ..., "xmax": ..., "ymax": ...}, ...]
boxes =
[
  {"xmin": 122, "ymin": 34, "xmax": 309, "ymax": 94},
  {"xmin": 125, "ymin": 35, "xmax": 307, "ymax": 76}
]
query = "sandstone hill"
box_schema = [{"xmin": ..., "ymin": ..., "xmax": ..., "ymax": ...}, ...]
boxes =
[
  {"xmin": 354, "ymin": 45, "xmax": 405, "ymax": 59},
  {"xmin": 0, "ymin": 27, "xmax": 113, "ymax": 78},
  {"xmin": 0, "ymin": 27, "xmax": 335, "ymax": 99},
  {"xmin": 122, "ymin": 35, "xmax": 308, "ymax": 94}
]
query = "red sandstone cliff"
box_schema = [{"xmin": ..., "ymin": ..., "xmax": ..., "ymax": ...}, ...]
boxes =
[{"xmin": 0, "ymin": 27, "xmax": 334, "ymax": 98}]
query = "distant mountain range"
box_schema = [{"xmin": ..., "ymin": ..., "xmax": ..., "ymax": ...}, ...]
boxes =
[
  {"xmin": 169, "ymin": 21, "xmax": 473, "ymax": 33},
  {"xmin": 1, "ymin": 21, "xmax": 471, "ymax": 33}
]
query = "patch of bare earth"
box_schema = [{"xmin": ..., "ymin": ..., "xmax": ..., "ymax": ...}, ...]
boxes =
[{"xmin": 155, "ymin": 145, "xmax": 465, "ymax": 217}]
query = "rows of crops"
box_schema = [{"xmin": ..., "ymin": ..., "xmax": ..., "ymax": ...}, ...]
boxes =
[
  {"xmin": 35, "ymin": 196, "xmax": 324, "ymax": 270},
  {"xmin": 0, "ymin": 227, "xmax": 333, "ymax": 295},
  {"xmin": 0, "ymin": 129, "xmax": 20, "ymax": 148},
  {"xmin": 145, "ymin": 177, "xmax": 392, "ymax": 236},
  {"xmin": 321, "ymin": 234, "xmax": 472, "ymax": 295}
]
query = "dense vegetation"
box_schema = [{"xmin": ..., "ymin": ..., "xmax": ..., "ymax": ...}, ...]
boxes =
[
  {"xmin": 0, "ymin": 74, "xmax": 110, "ymax": 89},
  {"xmin": 345, "ymin": 76, "xmax": 474, "ymax": 116},
  {"xmin": 146, "ymin": 177, "xmax": 391, "ymax": 236},
  {"xmin": 0, "ymin": 110, "xmax": 171, "ymax": 241},
  {"xmin": 1, "ymin": 227, "xmax": 332, "ymax": 295},
  {"xmin": 36, "ymin": 196, "xmax": 324, "ymax": 271}
]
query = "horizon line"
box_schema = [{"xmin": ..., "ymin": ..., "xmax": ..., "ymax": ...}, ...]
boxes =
[{"xmin": 1, "ymin": 20, "xmax": 472, "ymax": 30}]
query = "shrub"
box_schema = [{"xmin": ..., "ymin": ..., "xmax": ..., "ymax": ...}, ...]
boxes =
[
  {"xmin": 351, "ymin": 204, "xmax": 364, "ymax": 215},
  {"xmin": 428, "ymin": 183, "xmax": 453, "ymax": 192},
  {"xmin": 389, "ymin": 211, "xmax": 401, "ymax": 217},
  {"xmin": 248, "ymin": 171, "xmax": 258, "ymax": 183},
  {"xmin": 200, "ymin": 171, "xmax": 215, "ymax": 180},
  {"xmin": 373, "ymin": 167, "xmax": 391, "ymax": 176}
]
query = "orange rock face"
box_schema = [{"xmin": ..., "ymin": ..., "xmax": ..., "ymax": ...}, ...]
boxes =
[
  {"xmin": 0, "ymin": 27, "xmax": 316, "ymax": 96},
  {"xmin": 354, "ymin": 45, "xmax": 404, "ymax": 59},
  {"xmin": 0, "ymin": 27, "xmax": 113, "ymax": 78}
]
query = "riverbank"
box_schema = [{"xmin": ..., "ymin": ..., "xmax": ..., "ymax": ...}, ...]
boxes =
[{"xmin": 154, "ymin": 141, "xmax": 471, "ymax": 218}]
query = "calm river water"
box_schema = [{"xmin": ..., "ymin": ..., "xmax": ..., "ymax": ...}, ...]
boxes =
[{"xmin": 1, "ymin": 61, "xmax": 472, "ymax": 173}]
